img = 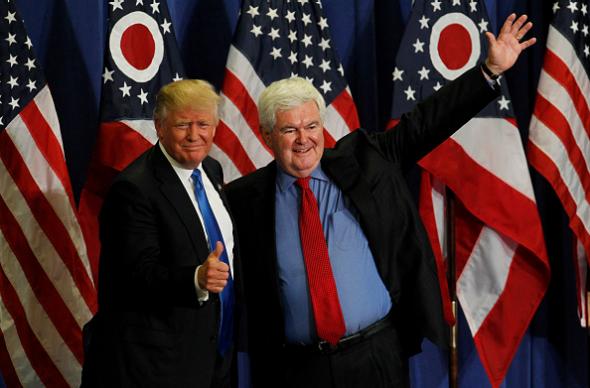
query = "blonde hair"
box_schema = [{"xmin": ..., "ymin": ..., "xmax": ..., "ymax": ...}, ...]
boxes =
[
  {"xmin": 258, "ymin": 77, "xmax": 326, "ymax": 134},
  {"xmin": 153, "ymin": 79, "xmax": 220, "ymax": 122}
]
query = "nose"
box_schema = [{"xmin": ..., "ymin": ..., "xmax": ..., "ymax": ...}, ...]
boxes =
[
  {"xmin": 295, "ymin": 128, "xmax": 308, "ymax": 143},
  {"xmin": 186, "ymin": 123, "xmax": 200, "ymax": 140}
]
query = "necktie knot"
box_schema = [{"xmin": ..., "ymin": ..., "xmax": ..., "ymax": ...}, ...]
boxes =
[{"xmin": 295, "ymin": 176, "xmax": 311, "ymax": 190}]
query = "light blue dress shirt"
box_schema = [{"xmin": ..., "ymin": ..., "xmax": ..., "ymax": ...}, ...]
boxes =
[{"xmin": 275, "ymin": 166, "xmax": 392, "ymax": 344}]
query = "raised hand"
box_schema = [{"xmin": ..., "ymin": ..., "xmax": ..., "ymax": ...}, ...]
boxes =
[
  {"xmin": 197, "ymin": 241, "xmax": 229, "ymax": 293},
  {"xmin": 484, "ymin": 14, "xmax": 536, "ymax": 75}
]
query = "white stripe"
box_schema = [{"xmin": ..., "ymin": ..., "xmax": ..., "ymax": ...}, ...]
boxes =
[
  {"xmin": 431, "ymin": 177, "xmax": 447, "ymax": 257},
  {"xmin": 226, "ymin": 45, "xmax": 266, "ymax": 104},
  {"xmin": 209, "ymin": 144, "xmax": 243, "ymax": 183},
  {"xmin": 6, "ymin": 114, "xmax": 94, "ymax": 285},
  {"xmin": 324, "ymin": 104, "xmax": 351, "ymax": 141},
  {"xmin": 121, "ymin": 119, "xmax": 158, "ymax": 145},
  {"xmin": 0, "ymin": 158, "xmax": 92, "ymax": 327},
  {"xmin": 535, "ymin": 68, "xmax": 590, "ymax": 171},
  {"xmin": 529, "ymin": 116, "xmax": 590, "ymax": 236},
  {"xmin": 0, "ymin": 229, "xmax": 81, "ymax": 387},
  {"xmin": 0, "ymin": 292, "xmax": 42, "ymax": 387},
  {"xmin": 451, "ymin": 118, "xmax": 535, "ymax": 201},
  {"xmin": 457, "ymin": 226, "xmax": 516, "ymax": 334},
  {"xmin": 35, "ymin": 86, "xmax": 65, "ymax": 154},
  {"xmin": 576, "ymin": 240, "xmax": 588, "ymax": 327}
]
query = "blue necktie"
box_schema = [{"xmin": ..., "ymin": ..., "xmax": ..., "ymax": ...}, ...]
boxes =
[{"xmin": 191, "ymin": 169, "xmax": 234, "ymax": 356}]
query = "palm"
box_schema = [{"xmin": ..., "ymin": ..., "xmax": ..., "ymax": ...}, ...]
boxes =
[{"xmin": 485, "ymin": 14, "xmax": 536, "ymax": 74}]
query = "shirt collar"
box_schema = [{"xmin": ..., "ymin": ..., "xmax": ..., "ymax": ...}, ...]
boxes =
[
  {"xmin": 159, "ymin": 142, "xmax": 202, "ymax": 182},
  {"xmin": 276, "ymin": 164, "xmax": 329, "ymax": 193}
]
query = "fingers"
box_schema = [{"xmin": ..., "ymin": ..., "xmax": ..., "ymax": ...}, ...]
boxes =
[
  {"xmin": 510, "ymin": 14, "xmax": 529, "ymax": 36},
  {"xmin": 520, "ymin": 37, "xmax": 537, "ymax": 50},
  {"xmin": 499, "ymin": 13, "xmax": 517, "ymax": 35},
  {"xmin": 197, "ymin": 242, "xmax": 230, "ymax": 293}
]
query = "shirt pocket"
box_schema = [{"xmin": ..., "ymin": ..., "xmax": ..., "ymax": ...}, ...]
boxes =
[{"xmin": 328, "ymin": 209, "xmax": 369, "ymax": 252}]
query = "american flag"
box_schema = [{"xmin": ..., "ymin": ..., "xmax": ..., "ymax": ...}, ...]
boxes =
[
  {"xmin": 77, "ymin": 0, "xmax": 185, "ymax": 280},
  {"xmin": 527, "ymin": 0, "xmax": 590, "ymax": 327},
  {"xmin": 0, "ymin": 0, "xmax": 96, "ymax": 386},
  {"xmin": 389, "ymin": 1, "xmax": 550, "ymax": 387},
  {"xmin": 210, "ymin": 0, "xmax": 360, "ymax": 181}
]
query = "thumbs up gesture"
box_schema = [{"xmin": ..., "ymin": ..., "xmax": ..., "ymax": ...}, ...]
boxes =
[{"xmin": 197, "ymin": 241, "xmax": 230, "ymax": 293}]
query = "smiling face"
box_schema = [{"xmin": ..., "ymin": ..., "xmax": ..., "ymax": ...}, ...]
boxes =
[
  {"xmin": 262, "ymin": 100, "xmax": 324, "ymax": 178},
  {"xmin": 155, "ymin": 108, "xmax": 217, "ymax": 169}
]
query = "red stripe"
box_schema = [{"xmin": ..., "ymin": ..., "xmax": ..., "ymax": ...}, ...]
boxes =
[
  {"xmin": 386, "ymin": 118, "xmax": 400, "ymax": 131},
  {"xmin": 221, "ymin": 69, "xmax": 272, "ymax": 154},
  {"xmin": 543, "ymin": 50, "xmax": 590, "ymax": 139},
  {"xmin": 473, "ymin": 246, "xmax": 549, "ymax": 388},
  {"xmin": 527, "ymin": 142, "xmax": 590, "ymax": 259},
  {"xmin": 215, "ymin": 121, "xmax": 257, "ymax": 175},
  {"xmin": 419, "ymin": 138, "xmax": 548, "ymax": 262},
  {"xmin": 0, "ymin": 332, "xmax": 22, "ymax": 388},
  {"xmin": 330, "ymin": 89, "xmax": 360, "ymax": 131},
  {"xmin": 95, "ymin": 121, "xmax": 153, "ymax": 172},
  {"xmin": 0, "ymin": 195, "xmax": 84, "ymax": 363},
  {"xmin": 532, "ymin": 94, "xmax": 590, "ymax": 201},
  {"xmin": 0, "ymin": 266, "xmax": 70, "ymax": 387},
  {"xmin": 0, "ymin": 132, "xmax": 97, "ymax": 313},
  {"xmin": 19, "ymin": 100, "xmax": 76, "ymax": 209},
  {"xmin": 323, "ymin": 128, "xmax": 336, "ymax": 148}
]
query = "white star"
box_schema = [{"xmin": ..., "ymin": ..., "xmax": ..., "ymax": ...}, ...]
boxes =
[
  {"xmin": 291, "ymin": 72, "xmax": 299, "ymax": 78},
  {"xmin": 305, "ymin": 76, "xmax": 314, "ymax": 84},
  {"xmin": 150, "ymin": 0, "xmax": 160, "ymax": 14},
  {"xmin": 413, "ymin": 38, "xmax": 425, "ymax": 53},
  {"xmin": 478, "ymin": 18, "xmax": 489, "ymax": 32},
  {"xmin": 570, "ymin": 20, "xmax": 579, "ymax": 33},
  {"xmin": 285, "ymin": 10, "xmax": 296, "ymax": 23},
  {"xmin": 8, "ymin": 75, "xmax": 18, "ymax": 88},
  {"xmin": 26, "ymin": 79, "xmax": 36, "ymax": 92},
  {"xmin": 431, "ymin": 0, "xmax": 442, "ymax": 11},
  {"xmin": 584, "ymin": 45, "xmax": 589, "ymax": 57},
  {"xmin": 288, "ymin": 30, "xmax": 297, "ymax": 42},
  {"xmin": 581, "ymin": 4, "xmax": 588, "ymax": 15},
  {"xmin": 497, "ymin": 95, "xmax": 510, "ymax": 110},
  {"xmin": 319, "ymin": 59, "xmax": 331, "ymax": 72},
  {"xmin": 6, "ymin": 32, "xmax": 16, "ymax": 46},
  {"xmin": 109, "ymin": 0, "xmax": 123, "ymax": 11},
  {"xmin": 319, "ymin": 80, "xmax": 332, "ymax": 94},
  {"xmin": 553, "ymin": 2, "xmax": 560, "ymax": 13},
  {"xmin": 136, "ymin": 0, "xmax": 144, "ymax": 5},
  {"xmin": 433, "ymin": 82, "xmax": 443, "ymax": 91},
  {"xmin": 270, "ymin": 47, "xmax": 282, "ymax": 59},
  {"xmin": 0, "ymin": 117, "xmax": 3, "ymax": 126},
  {"xmin": 392, "ymin": 67, "xmax": 404, "ymax": 81},
  {"xmin": 567, "ymin": 1, "xmax": 578, "ymax": 13},
  {"xmin": 250, "ymin": 24, "xmax": 262, "ymax": 38},
  {"xmin": 24, "ymin": 36, "xmax": 32, "ymax": 49},
  {"xmin": 302, "ymin": 34, "xmax": 313, "ymax": 47},
  {"xmin": 404, "ymin": 86, "xmax": 416, "ymax": 101},
  {"xmin": 582, "ymin": 24, "xmax": 588, "ymax": 36},
  {"xmin": 268, "ymin": 27, "xmax": 280, "ymax": 40},
  {"xmin": 419, "ymin": 15, "xmax": 430, "ymax": 29},
  {"xmin": 319, "ymin": 37, "xmax": 330, "ymax": 50},
  {"xmin": 452, "ymin": 0, "xmax": 461, "ymax": 5},
  {"xmin": 5, "ymin": 11, "xmax": 16, "ymax": 24},
  {"xmin": 297, "ymin": 0, "xmax": 307, "ymax": 5},
  {"xmin": 266, "ymin": 7, "xmax": 278, "ymax": 20},
  {"xmin": 120, "ymin": 82, "xmax": 131, "ymax": 97},
  {"xmin": 288, "ymin": 51, "xmax": 297, "ymax": 64},
  {"xmin": 9, "ymin": 97, "xmax": 19, "ymax": 110},
  {"xmin": 6, "ymin": 54, "xmax": 17, "ymax": 67},
  {"xmin": 173, "ymin": 73, "xmax": 183, "ymax": 82},
  {"xmin": 138, "ymin": 88, "xmax": 149, "ymax": 104},
  {"xmin": 161, "ymin": 18, "xmax": 171, "ymax": 34},
  {"xmin": 316, "ymin": 0, "xmax": 322, "ymax": 8},
  {"xmin": 418, "ymin": 66, "xmax": 430, "ymax": 80},
  {"xmin": 318, "ymin": 17, "xmax": 329, "ymax": 30},
  {"xmin": 24, "ymin": 57, "xmax": 35, "ymax": 71},
  {"xmin": 302, "ymin": 13, "xmax": 311, "ymax": 26},
  {"xmin": 469, "ymin": 0, "xmax": 478, "ymax": 12},
  {"xmin": 302, "ymin": 55, "xmax": 313, "ymax": 68},
  {"xmin": 103, "ymin": 67, "xmax": 114, "ymax": 83},
  {"xmin": 246, "ymin": 5, "xmax": 259, "ymax": 17}
]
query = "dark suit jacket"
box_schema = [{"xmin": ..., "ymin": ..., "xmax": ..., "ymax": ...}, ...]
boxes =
[
  {"xmin": 82, "ymin": 145, "xmax": 241, "ymax": 388},
  {"xmin": 225, "ymin": 67, "xmax": 498, "ymax": 386}
]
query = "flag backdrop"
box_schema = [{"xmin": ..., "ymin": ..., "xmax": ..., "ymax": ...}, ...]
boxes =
[
  {"xmin": 389, "ymin": 1, "xmax": 550, "ymax": 386},
  {"xmin": 0, "ymin": 0, "xmax": 96, "ymax": 386},
  {"xmin": 527, "ymin": 0, "xmax": 590, "ymax": 327},
  {"xmin": 77, "ymin": 0, "xmax": 185, "ymax": 281},
  {"xmin": 210, "ymin": 0, "xmax": 360, "ymax": 181}
]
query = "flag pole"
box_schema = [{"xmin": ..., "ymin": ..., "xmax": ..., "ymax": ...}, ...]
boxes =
[{"xmin": 446, "ymin": 189, "xmax": 458, "ymax": 388}]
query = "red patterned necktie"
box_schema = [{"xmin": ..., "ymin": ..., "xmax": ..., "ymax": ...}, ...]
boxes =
[{"xmin": 296, "ymin": 177, "xmax": 346, "ymax": 345}]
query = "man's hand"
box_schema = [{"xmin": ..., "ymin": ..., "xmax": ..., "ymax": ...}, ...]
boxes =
[
  {"xmin": 197, "ymin": 241, "xmax": 229, "ymax": 293},
  {"xmin": 485, "ymin": 13, "xmax": 536, "ymax": 75}
]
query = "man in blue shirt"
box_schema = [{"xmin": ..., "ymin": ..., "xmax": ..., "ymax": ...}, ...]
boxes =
[{"xmin": 226, "ymin": 14, "xmax": 535, "ymax": 388}]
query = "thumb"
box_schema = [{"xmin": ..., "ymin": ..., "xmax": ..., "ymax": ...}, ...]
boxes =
[
  {"xmin": 210, "ymin": 241, "xmax": 224, "ymax": 260},
  {"xmin": 485, "ymin": 31, "xmax": 495, "ymax": 47}
]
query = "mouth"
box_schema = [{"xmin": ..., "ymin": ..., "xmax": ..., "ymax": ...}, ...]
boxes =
[{"xmin": 293, "ymin": 146, "xmax": 312, "ymax": 154}]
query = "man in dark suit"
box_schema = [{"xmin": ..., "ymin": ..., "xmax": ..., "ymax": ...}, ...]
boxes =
[
  {"xmin": 82, "ymin": 80, "xmax": 239, "ymax": 388},
  {"xmin": 225, "ymin": 14, "xmax": 535, "ymax": 388}
]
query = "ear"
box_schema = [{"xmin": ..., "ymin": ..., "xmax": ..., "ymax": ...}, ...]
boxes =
[
  {"xmin": 261, "ymin": 127, "xmax": 272, "ymax": 147},
  {"xmin": 154, "ymin": 119, "xmax": 163, "ymax": 139}
]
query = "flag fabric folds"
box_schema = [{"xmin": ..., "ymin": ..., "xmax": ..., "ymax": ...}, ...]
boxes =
[
  {"xmin": 0, "ymin": 1, "xmax": 96, "ymax": 386},
  {"xmin": 527, "ymin": 0, "xmax": 590, "ymax": 327},
  {"xmin": 389, "ymin": 1, "xmax": 550, "ymax": 387},
  {"xmin": 211, "ymin": 0, "xmax": 360, "ymax": 181},
  {"xmin": 77, "ymin": 0, "xmax": 185, "ymax": 281}
]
